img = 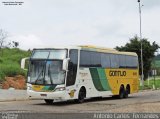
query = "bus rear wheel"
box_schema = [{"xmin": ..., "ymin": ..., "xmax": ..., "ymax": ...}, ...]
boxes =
[
  {"xmin": 44, "ymin": 99, "xmax": 54, "ymax": 104},
  {"xmin": 124, "ymin": 85, "xmax": 130, "ymax": 98}
]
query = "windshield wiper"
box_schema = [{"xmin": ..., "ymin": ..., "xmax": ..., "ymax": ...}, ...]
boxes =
[
  {"xmin": 35, "ymin": 51, "xmax": 50, "ymax": 85},
  {"xmin": 35, "ymin": 65, "xmax": 45, "ymax": 84},
  {"xmin": 48, "ymin": 65, "xmax": 53, "ymax": 85}
]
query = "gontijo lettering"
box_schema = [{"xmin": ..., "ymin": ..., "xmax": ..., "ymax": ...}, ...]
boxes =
[{"xmin": 109, "ymin": 70, "xmax": 126, "ymax": 76}]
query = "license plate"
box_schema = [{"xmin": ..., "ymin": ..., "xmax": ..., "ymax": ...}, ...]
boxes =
[{"xmin": 40, "ymin": 94, "xmax": 47, "ymax": 96}]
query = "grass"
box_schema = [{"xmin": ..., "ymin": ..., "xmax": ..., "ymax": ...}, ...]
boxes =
[
  {"xmin": 0, "ymin": 48, "xmax": 31, "ymax": 82},
  {"xmin": 139, "ymin": 76, "xmax": 160, "ymax": 90}
]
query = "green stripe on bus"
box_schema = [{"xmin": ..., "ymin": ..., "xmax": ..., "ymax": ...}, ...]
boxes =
[
  {"xmin": 89, "ymin": 68, "xmax": 104, "ymax": 91},
  {"xmin": 97, "ymin": 68, "xmax": 111, "ymax": 91},
  {"xmin": 42, "ymin": 85, "xmax": 56, "ymax": 91}
]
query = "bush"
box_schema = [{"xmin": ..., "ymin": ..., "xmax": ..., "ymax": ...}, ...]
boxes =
[
  {"xmin": 0, "ymin": 58, "xmax": 3, "ymax": 63},
  {"xmin": 0, "ymin": 71, "xmax": 5, "ymax": 82},
  {"xmin": 2, "ymin": 65, "xmax": 26, "ymax": 76},
  {"xmin": 0, "ymin": 48, "xmax": 31, "ymax": 81}
]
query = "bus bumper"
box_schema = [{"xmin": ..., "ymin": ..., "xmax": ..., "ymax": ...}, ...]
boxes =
[{"xmin": 27, "ymin": 90, "xmax": 66, "ymax": 100}]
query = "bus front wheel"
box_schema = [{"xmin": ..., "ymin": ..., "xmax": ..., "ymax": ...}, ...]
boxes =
[
  {"xmin": 44, "ymin": 99, "xmax": 54, "ymax": 104},
  {"xmin": 76, "ymin": 87, "xmax": 86, "ymax": 103},
  {"xmin": 119, "ymin": 86, "xmax": 125, "ymax": 99}
]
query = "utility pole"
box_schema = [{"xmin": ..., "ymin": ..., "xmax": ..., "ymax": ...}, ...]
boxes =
[{"xmin": 138, "ymin": 0, "xmax": 144, "ymax": 86}]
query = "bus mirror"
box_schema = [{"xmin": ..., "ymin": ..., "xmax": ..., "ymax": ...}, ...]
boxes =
[
  {"xmin": 62, "ymin": 58, "xmax": 70, "ymax": 71},
  {"xmin": 21, "ymin": 57, "xmax": 29, "ymax": 70}
]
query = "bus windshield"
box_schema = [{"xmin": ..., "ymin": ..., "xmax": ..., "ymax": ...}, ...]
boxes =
[
  {"xmin": 29, "ymin": 60, "xmax": 65, "ymax": 85},
  {"xmin": 31, "ymin": 49, "xmax": 67, "ymax": 59},
  {"xmin": 28, "ymin": 49, "xmax": 67, "ymax": 85}
]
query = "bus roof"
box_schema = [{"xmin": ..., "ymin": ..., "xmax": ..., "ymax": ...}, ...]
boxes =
[
  {"xmin": 32, "ymin": 45, "xmax": 137, "ymax": 56},
  {"xmin": 78, "ymin": 45, "xmax": 137, "ymax": 56}
]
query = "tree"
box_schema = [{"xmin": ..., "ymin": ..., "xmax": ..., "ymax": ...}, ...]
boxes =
[
  {"xmin": 116, "ymin": 35, "xmax": 159, "ymax": 80},
  {"xmin": 0, "ymin": 29, "xmax": 19, "ymax": 55},
  {"xmin": 12, "ymin": 41, "xmax": 19, "ymax": 48},
  {"xmin": 0, "ymin": 29, "xmax": 8, "ymax": 49},
  {"xmin": 0, "ymin": 29, "xmax": 9, "ymax": 56}
]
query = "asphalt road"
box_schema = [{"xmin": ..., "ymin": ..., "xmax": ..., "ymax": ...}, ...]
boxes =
[{"xmin": 0, "ymin": 90, "xmax": 160, "ymax": 119}]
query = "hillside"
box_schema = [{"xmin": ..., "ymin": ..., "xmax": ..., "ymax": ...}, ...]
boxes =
[{"xmin": 0, "ymin": 48, "xmax": 31, "ymax": 82}]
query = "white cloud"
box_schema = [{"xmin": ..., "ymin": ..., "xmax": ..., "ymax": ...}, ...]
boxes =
[
  {"xmin": 8, "ymin": 34, "xmax": 44, "ymax": 50},
  {"xmin": 0, "ymin": 0, "xmax": 160, "ymax": 51}
]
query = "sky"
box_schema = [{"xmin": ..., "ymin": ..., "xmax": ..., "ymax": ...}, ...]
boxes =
[{"xmin": 0, "ymin": 0, "xmax": 160, "ymax": 52}]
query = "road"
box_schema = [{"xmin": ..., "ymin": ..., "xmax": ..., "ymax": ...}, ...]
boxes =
[
  {"xmin": 0, "ymin": 90, "xmax": 160, "ymax": 113},
  {"xmin": 0, "ymin": 90, "xmax": 160, "ymax": 119}
]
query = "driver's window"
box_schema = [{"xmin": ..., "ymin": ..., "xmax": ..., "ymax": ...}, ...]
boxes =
[{"xmin": 66, "ymin": 49, "xmax": 78, "ymax": 86}]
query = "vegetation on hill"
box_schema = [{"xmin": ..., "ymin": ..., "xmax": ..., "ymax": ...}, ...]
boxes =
[{"xmin": 0, "ymin": 48, "xmax": 31, "ymax": 82}]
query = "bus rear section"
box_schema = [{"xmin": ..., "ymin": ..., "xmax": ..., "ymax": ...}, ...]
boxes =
[{"xmin": 78, "ymin": 48, "xmax": 139, "ymax": 99}]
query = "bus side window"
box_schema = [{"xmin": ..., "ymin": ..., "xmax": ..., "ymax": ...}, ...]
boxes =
[
  {"xmin": 110, "ymin": 54, "xmax": 119, "ymax": 68},
  {"xmin": 119, "ymin": 55, "xmax": 126, "ymax": 68},
  {"xmin": 66, "ymin": 49, "xmax": 78, "ymax": 86},
  {"xmin": 101, "ymin": 53, "xmax": 111, "ymax": 68}
]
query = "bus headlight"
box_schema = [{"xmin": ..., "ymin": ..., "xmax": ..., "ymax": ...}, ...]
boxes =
[
  {"xmin": 55, "ymin": 87, "xmax": 65, "ymax": 91},
  {"xmin": 27, "ymin": 86, "xmax": 32, "ymax": 90}
]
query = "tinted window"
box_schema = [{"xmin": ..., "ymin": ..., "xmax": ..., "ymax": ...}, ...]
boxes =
[
  {"xmin": 69, "ymin": 50, "xmax": 78, "ymax": 64},
  {"xmin": 80, "ymin": 51, "xmax": 102, "ymax": 67},
  {"xmin": 101, "ymin": 53, "xmax": 111, "ymax": 68},
  {"xmin": 80, "ymin": 51, "xmax": 91, "ymax": 67},
  {"xmin": 132, "ymin": 56, "xmax": 138, "ymax": 68},
  {"xmin": 119, "ymin": 55, "xmax": 126, "ymax": 68},
  {"xmin": 125, "ymin": 56, "xmax": 138, "ymax": 68},
  {"xmin": 66, "ymin": 49, "xmax": 78, "ymax": 86},
  {"xmin": 90, "ymin": 52, "xmax": 101, "ymax": 67},
  {"xmin": 110, "ymin": 54, "xmax": 119, "ymax": 68}
]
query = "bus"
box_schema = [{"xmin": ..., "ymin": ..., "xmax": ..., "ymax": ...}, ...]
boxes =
[{"xmin": 21, "ymin": 45, "xmax": 139, "ymax": 104}]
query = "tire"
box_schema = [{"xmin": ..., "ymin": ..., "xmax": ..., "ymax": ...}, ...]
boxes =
[
  {"xmin": 124, "ymin": 90, "xmax": 128, "ymax": 98},
  {"xmin": 119, "ymin": 86, "xmax": 125, "ymax": 99},
  {"xmin": 124, "ymin": 86, "xmax": 130, "ymax": 98},
  {"xmin": 76, "ymin": 88, "xmax": 86, "ymax": 103},
  {"xmin": 44, "ymin": 99, "xmax": 54, "ymax": 104}
]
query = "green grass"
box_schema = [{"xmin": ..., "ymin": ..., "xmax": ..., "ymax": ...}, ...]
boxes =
[
  {"xmin": 139, "ymin": 76, "xmax": 160, "ymax": 90},
  {"xmin": 0, "ymin": 48, "xmax": 31, "ymax": 82}
]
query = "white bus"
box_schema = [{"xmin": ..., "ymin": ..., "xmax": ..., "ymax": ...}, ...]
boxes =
[{"xmin": 21, "ymin": 45, "xmax": 139, "ymax": 104}]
